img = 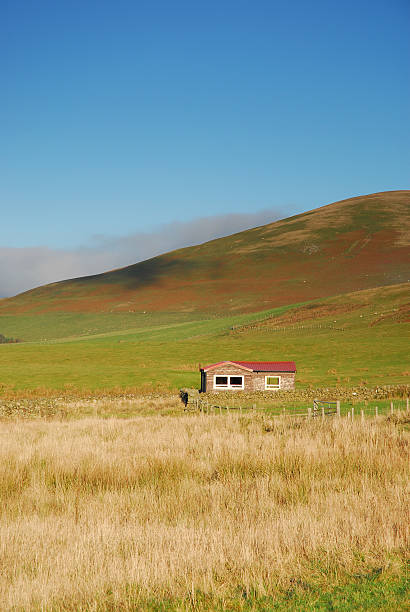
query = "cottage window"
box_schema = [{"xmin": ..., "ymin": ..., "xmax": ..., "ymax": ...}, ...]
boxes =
[
  {"xmin": 265, "ymin": 375, "xmax": 280, "ymax": 390},
  {"xmin": 213, "ymin": 375, "xmax": 244, "ymax": 389},
  {"xmin": 215, "ymin": 376, "xmax": 228, "ymax": 387}
]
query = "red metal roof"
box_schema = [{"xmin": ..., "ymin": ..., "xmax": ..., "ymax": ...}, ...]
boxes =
[{"xmin": 202, "ymin": 361, "xmax": 296, "ymax": 372}]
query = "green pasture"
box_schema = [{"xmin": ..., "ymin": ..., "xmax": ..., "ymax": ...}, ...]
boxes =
[
  {"xmin": 0, "ymin": 302, "xmax": 308, "ymax": 343},
  {"xmin": 104, "ymin": 572, "xmax": 409, "ymax": 611},
  {"xmin": 0, "ymin": 286, "xmax": 408, "ymax": 393},
  {"xmin": 0, "ymin": 311, "xmax": 214, "ymax": 342}
]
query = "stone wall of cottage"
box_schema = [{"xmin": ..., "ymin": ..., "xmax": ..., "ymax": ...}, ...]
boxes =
[
  {"xmin": 252, "ymin": 371, "xmax": 295, "ymax": 391},
  {"xmin": 203, "ymin": 366, "xmax": 295, "ymax": 392}
]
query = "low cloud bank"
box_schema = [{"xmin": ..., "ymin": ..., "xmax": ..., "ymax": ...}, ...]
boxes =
[{"xmin": 0, "ymin": 208, "xmax": 281, "ymax": 297}]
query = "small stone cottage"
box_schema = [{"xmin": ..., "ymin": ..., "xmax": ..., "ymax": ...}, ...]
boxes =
[{"xmin": 200, "ymin": 361, "xmax": 296, "ymax": 392}]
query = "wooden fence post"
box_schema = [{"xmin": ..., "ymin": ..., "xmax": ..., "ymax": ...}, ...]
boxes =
[
  {"xmin": 308, "ymin": 406, "xmax": 312, "ymax": 418},
  {"xmin": 375, "ymin": 406, "xmax": 378, "ymax": 418},
  {"xmin": 336, "ymin": 400, "xmax": 341, "ymax": 417},
  {"xmin": 361, "ymin": 409, "xmax": 364, "ymax": 423},
  {"xmin": 321, "ymin": 406, "xmax": 325, "ymax": 421},
  {"xmin": 390, "ymin": 401, "xmax": 394, "ymax": 414},
  {"xmin": 351, "ymin": 407, "xmax": 354, "ymax": 420}
]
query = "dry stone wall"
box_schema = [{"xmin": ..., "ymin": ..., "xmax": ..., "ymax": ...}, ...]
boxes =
[{"xmin": 203, "ymin": 384, "xmax": 409, "ymax": 403}]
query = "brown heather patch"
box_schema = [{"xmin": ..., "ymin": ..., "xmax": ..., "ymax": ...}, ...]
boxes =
[
  {"xmin": 371, "ymin": 302, "xmax": 410, "ymax": 326},
  {"xmin": 256, "ymin": 302, "xmax": 365, "ymax": 327},
  {"xmin": 0, "ymin": 414, "xmax": 408, "ymax": 610}
]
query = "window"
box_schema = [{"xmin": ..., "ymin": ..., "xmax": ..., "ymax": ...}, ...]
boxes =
[
  {"xmin": 215, "ymin": 376, "xmax": 228, "ymax": 387},
  {"xmin": 213, "ymin": 374, "xmax": 244, "ymax": 389},
  {"xmin": 265, "ymin": 375, "xmax": 280, "ymax": 390}
]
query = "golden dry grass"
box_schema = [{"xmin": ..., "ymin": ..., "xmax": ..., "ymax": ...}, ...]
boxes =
[{"xmin": 0, "ymin": 412, "xmax": 408, "ymax": 610}]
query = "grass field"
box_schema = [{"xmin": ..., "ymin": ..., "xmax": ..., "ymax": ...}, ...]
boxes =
[
  {"xmin": 0, "ymin": 284, "xmax": 408, "ymax": 393},
  {"xmin": 0, "ymin": 412, "xmax": 408, "ymax": 611},
  {"xmin": 0, "ymin": 279, "xmax": 408, "ymax": 610}
]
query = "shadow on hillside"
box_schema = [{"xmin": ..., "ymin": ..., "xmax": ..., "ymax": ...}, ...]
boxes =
[{"xmin": 68, "ymin": 256, "xmax": 197, "ymax": 290}]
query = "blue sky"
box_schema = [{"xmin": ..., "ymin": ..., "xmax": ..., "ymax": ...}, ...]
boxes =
[{"xmin": 0, "ymin": 0, "xmax": 409, "ymax": 294}]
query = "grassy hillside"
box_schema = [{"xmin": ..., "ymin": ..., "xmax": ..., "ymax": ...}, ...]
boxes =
[
  {"xmin": 1, "ymin": 190, "xmax": 409, "ymax": 315},
  {"xmin": 0, "ymin": 283, "xmax": 408, "ymax": 392}
]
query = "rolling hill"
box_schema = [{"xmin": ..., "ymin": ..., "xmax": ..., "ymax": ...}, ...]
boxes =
[
  {"xmin": 1, "ymin": 190, "xmax": 409, "ymax": 317},
  {"xmin": 0, "ymin": 188, "xmax": 409, "ymax": 392}
]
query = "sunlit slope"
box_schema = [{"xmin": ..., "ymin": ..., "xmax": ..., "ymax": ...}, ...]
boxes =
[{"xmin": 2, "ymin": 190, "xmax": 409, "ymax": 315}]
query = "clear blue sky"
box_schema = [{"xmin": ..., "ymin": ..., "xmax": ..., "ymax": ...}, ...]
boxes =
[{"xmin": 1, "ymin": 0, "xmax": 409, "ymax": 249}]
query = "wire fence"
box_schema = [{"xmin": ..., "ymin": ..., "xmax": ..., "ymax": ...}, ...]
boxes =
[{"xmin": 185, "ymin": 397, "xmax": 410, "ymax": 420}]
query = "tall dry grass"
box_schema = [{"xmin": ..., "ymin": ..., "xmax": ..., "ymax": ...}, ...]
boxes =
[{"xmin": 0, "ymin": 413, "xmax": 408, "ymax": 610}]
